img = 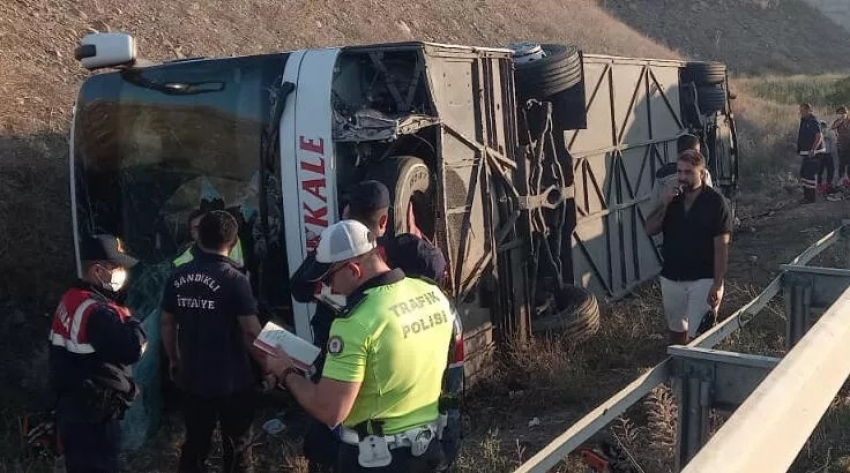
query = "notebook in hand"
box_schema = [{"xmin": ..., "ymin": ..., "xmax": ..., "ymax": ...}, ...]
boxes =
[{"xmin": 253, "ymin": 321, "xmax": 321, "ymax": 371}]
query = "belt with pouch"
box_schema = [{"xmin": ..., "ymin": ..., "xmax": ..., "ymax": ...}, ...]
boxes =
[{"xmin": 337, "ymin": 422, "xmax": 437, "ymax": 449}]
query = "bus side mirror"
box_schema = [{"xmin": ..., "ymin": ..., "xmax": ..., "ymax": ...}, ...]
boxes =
[{"xmin": 75, "ymin": 32, "xmax": 137, "ymax": 71}]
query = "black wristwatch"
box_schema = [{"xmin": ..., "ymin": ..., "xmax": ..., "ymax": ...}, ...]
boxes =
[{"xmin": 278, "ymin": 367, "xmax": 301, "ymax": 389}]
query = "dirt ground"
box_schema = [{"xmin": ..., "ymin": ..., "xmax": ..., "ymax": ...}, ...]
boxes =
[
  {"xmin": 7, "ymin": 190, "xmax": 846, "ymax": 473},
  {"xmin": 4, "ymin": 0, "xmax": 850, "ymax": 471},
  {"xmin": 449, "ymin": 193, "xmax": 850, "ymax": 472},
  {"xmin": 105, "ymin": 195, "xmax": 850, "ymax": 473}
]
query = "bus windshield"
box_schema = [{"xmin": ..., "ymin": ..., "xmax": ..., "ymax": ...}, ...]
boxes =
[{"xmin": 72, "ymin": 54, "xmax": 286, "ymax": 268}]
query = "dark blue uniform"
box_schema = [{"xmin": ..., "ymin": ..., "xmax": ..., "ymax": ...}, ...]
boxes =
[
  {"xmin": 798, "ymin": 115, "xmax": 823, "ymax": 154},
  {"xmin": 798, "ymin": 114, "xmax": 826, "ymax": 201},
  {"xmin": 162, "ymin": 250, "xmax": 259, "ymax": 473},
  {"xmin": 48, "ymin": 281, "xmax": 146, "ymax": 473}
]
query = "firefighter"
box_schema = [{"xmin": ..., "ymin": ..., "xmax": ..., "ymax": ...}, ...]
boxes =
[
  {"xmin": 797, "ymin": 103, "xmax": 825, "ymax": 203},
  {"xmin": 48, "ymin": 234, "xmax": 147, "ymax": 473},
  {"xmin": 267, "ymin": 220, "xmax": 456, "ymax": 472},
  {"xmin": 160, "ymin": 210, "xmax": 266, "ymax": 473},
  {"xmin": 289, "ymin": 180, "xmax": 450, "ymax": 472}
]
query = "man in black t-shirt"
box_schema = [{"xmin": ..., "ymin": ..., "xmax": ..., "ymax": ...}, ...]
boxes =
[
  {"xmin": 161, "ymin": 210, "xmax": 265, "ymax": 473},
  {"xmin": 645, "ymin": 150, "xmax": 733, "ymax": 345}
]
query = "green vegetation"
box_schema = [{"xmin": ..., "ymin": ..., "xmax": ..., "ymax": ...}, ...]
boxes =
[{"xmin": 737, "ymin": 72, "xmax": 850, "ymax": 111}]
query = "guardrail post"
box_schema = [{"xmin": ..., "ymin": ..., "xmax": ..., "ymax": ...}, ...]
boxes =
[
  {"xmin": 841, "ymin": 224, "xmax": 850, "ymax": 269},
  {"xmin": 514, "ymin": 222, "xmax": 849, "ymax": 473},
  {"xmin": 783, "ymin": 272, "xmax": 812, "ymax": 350},
  {"xmin": 681, "ymin": 284, "xmax": 850, "ymax": 472},
  {"xmin": 673, "ymin": 362, "xmax": 712, "ymax": 471}
]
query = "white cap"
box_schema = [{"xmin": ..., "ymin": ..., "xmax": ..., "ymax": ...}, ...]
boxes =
[{"xmin": 316, "ymin": 220, "xmax": 377, "ymax": 264}]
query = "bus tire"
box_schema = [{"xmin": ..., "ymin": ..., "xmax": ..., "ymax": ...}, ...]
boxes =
[
  {"xmin": 682, "ymin": 61, "xmax": 727, "ymax": 86},
  {"xmin": 366, "ymin": 156, "xmax": 433, "ymax": 238},
  {"xmin": 513, "ymin": 43, "xmax": 582, "ymax": 101},
  {"xmin": 532, "ymin": 284, "xmax": 601, "ymax": 342}
]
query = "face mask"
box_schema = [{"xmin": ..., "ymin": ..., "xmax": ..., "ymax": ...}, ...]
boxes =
[
  {"xmin": 318, "ymin": 285, "xmax": 347, "ymax": 311},
  {"xmin": 98, "ymin": 266, "xmax": 128, "ymax": 292}
]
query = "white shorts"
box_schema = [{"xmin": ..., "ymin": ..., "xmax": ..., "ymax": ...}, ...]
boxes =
[{"xmin": 660, "ymin": 276, "xmax": 715, "ymax": 337}]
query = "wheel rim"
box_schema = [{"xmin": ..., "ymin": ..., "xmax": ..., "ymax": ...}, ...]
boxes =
[{"xmin": 509, "ymin": 42, "xmax": 546, "ymax": 64}]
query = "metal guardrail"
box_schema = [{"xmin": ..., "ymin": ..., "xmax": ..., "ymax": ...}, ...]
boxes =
[
  {"xmin": 681, "ymin": 283, "xmax": 850, "ymax": 472},
  {"xmin": 514, "ymin": 221, "xmax": 850, "ymax": 473}
]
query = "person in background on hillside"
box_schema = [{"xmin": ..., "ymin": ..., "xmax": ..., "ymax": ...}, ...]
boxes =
[
  {"xmin": 816, "ymin": 119, "xmax": 836, "ymax": 196},
  {"xmin": 797, "ymin": 103, "xmax": 825, "ymax": 203},
  {"xmin": 160, "ymin": 210, "xmax": 267, "ymax": 473},
  {"xmin": 267, "ymin": 219, "xmax": 458, "ymax": 472},
  {"xmin": 830, "ymin": 106, "xmax": 850, "ymax": 188},
  {"xmin": 48, "ymin": 234, "xmax": 147, "ymax": 473},
  {"xmin": 644, "ymin": 150, "xmax": 733, "ymax": 345},
  {"xmin": 289, "ymin": 180, "xmax": 455, "ymax": 472}
]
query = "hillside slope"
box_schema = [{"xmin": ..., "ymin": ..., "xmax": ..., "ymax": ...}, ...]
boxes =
[
  {"xmin": 2, "ymin": 0, "xmax": 680, "ymax": 135},
  {"xmin": 602, "ymin": 0, "xmax": 850, "ymax": 75},
  {"xmin": 0, "ymin": 0, "xmax": 679, "ymax": 303},
  {"xmin": 4, "ymin": 1, "xmax": 848, "ymax": 302},
  {"xmin": 804, "ymin": 0, "xmax": 850, "ymax": 31}
]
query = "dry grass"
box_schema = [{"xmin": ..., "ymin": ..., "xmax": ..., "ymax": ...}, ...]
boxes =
[
  {"xmin": 3, "ymin": 0, "xmax": 850, "ymax": 472},
  {"xmin": 726, "ymin": 72, "xmax": 850, "ymax": 212},
  {"xmin": 0, "ymin": 135, "xmax": 75, "ymax": 302},
  {"xmin": 445, "ymin": 283, "xmax": 674, "ymax": 472},
  {"xmin": 728, "ymin": 83, "xmax": 801, "ymax": 203}
]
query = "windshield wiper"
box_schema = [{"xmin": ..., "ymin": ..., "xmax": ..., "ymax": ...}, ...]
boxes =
[{"xmin": 121, "ymin": 70, "xmax": 226, "ymax": 95}]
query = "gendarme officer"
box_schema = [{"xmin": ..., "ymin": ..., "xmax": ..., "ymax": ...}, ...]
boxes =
[{"xmin": 48, "ymin": 234, "xmax": 147, "ymax": 473}]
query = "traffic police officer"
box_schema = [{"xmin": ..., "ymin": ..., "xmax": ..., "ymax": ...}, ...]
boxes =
[
  {"xmin": 269, "ymin": 220, "xmax": 456, "ymax": 472},
  {"xmin": 48, "ymin": 234, "xmax": 147, "ymax": 473},
  {"xmin": 289, "ymin": 180, "xmax": 449, "ymax": 472},
  {"xmin": 160, "ymin": 210, "xmax": 265, "ymax": 473},
  {"xmin": 173, "ymin": 205, "xmax": 245, "ymax": 269}
]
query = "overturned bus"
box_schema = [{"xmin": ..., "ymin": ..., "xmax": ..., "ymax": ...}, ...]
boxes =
[{"xmin": 68, "ymin": 33, "xmax": 738, "ymax": 448}]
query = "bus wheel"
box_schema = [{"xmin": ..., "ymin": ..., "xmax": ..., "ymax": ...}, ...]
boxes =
[
  {"xmin": 366, "ymin": 156, "xmax": 434, "ymax": 239},
  {"xmin": 532, "ymin": 284, "xmax": 601, "ymax": 343}
]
